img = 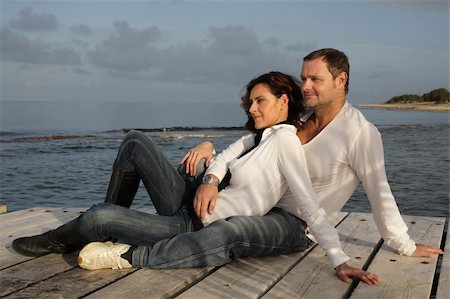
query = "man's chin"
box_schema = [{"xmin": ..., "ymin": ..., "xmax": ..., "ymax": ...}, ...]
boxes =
[{"xmin": 303, "ymin": 101, "xmax": 316, "ymax": 108}]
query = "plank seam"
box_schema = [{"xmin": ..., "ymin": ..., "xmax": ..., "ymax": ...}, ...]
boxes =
[
  {"xmin": 343, "ymin": 237, "xmax": 384, "ymax": 299},
  {"xmin": 430, "ymin": 217, "xmax": 448, "ymax": 299}
]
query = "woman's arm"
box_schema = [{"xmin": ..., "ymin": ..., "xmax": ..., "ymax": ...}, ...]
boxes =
[
  {"xmin": 192, "ymin": 134, "xmax": 255, "ymax": 219},
  {"xmin": 180, "ymin": 141, "xmax": 215, "ymax": 176}
]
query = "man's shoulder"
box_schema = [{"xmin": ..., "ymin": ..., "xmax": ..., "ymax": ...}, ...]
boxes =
[{"xmin": 340, "ymin": 102, "xmax": 374, "ymax": 126}]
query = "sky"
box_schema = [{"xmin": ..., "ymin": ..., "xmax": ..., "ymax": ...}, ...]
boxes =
[{"xmin": 1, "ymin": 0, "xmax": 449, "ymax": 105}]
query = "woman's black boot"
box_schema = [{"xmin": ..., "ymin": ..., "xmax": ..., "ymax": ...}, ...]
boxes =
[
  {"xmin": 11, "ymin": 218, "xmax": 87, "ymax": 257},
  {"xmin": 104, "ymin": 163, "xmax": 140, "ymax": 208}
]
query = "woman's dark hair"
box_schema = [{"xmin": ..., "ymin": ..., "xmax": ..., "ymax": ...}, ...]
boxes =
[{"xmin": 241, "ymin": 71, "xmax": 304, "ymax": 133}]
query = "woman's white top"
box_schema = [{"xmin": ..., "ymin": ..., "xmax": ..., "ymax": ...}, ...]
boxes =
[{"xmin": 203, "ymin": 124, "xmax": 350, "ymax": 268}]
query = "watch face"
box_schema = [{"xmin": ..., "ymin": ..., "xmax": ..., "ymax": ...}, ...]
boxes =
[
  {"xmin": 203, "ymin": 175, "xmax": 212, "ymax": 184},
  {"xmin": 202, "ymin": 175, "xmax": 217, "ymax": 185}
]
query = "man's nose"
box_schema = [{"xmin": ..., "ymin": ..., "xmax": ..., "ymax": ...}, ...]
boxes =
[{"xmin": 301, "ymin": 79, "xmax": 310, "ymax": 90}]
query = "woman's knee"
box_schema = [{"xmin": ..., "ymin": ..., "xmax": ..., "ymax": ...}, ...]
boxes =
[
  {"xmin": 79, "ymin": 203, "xmax": 121, "ymax": 228},
  {"xmin": 121, "ymin": 130, "xmax": 150, "ymax": 146}
]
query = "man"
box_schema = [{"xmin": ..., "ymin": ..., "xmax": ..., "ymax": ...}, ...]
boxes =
[{"xmin": 78, "ymin": 48, "xmax": 441, "ymax": 284}]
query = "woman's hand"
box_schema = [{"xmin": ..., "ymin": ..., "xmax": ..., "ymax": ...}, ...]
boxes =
[
  {"xmin": 193, "ymin": 183, "xmax": 219, "ymax": 220},
  {"xmin": 411, "ymin": 243, "xmax": 443, "ymax": 257},
  {"xmin": 335, "ymin": 263, "xmax": 381, "ymax": 285},
  {"xmin": 180, "ymin": 141, "xmax": 215, "ymax": 176}
]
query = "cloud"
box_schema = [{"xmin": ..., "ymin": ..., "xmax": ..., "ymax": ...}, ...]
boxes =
[
  {"xmin": 86, "ymin": 22, "xmax": 302, "ymax": 84},
  {"xmin": 87, "ymin": 20, "xmax": 162, "ymax": 72},
  {"xmin": 9, "ymin": 7, "xmax": 59, "ymax": 31},
  {"xmin": 155, "ymin": 25, "xmax": 300, "ymax": 85},
  {"xmin": 70, "ymin": 24, "xmax": 93, "ymax": 36},
  {"xmin": 207, "ymin": 26, "xmax": 263, "ymax": 56},
  {"xmin": 0, "ymin": 28, "xmax": 81, "ymax": 65},
  {"xmin": 285, "ymin": 41, "xmax": 317, "ymax": 53}
]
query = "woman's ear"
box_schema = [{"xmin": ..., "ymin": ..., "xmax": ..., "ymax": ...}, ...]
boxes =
[{"xmin": 280, "ymin": 94, "xmax": 289, "ymax": 108}]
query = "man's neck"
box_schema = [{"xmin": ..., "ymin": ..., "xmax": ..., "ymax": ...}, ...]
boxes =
[
  {"xmin": 312, "ymin": 99, "xmax": 346, "ymax": 127},
  {"xmin": 298, "ymin": 98, "xmax": 346, "ymax": 144}
]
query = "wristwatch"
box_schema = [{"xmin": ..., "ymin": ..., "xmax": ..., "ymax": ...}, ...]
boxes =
[{"xmin": 201, "ymin": 174, "xmax": 219, "ymax": 186}]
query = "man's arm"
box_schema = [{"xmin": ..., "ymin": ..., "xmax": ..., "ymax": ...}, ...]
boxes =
[
  {"xmin": 336, "ymin": 263, "xmax": 380, "ymax": 285},
  {"xmin": 412, "ymin": 243, "xmax": 443, "ymax": 257},
  {"xmin": 350, "ymin": 124, "xmax": 442, "ymax": 257}
]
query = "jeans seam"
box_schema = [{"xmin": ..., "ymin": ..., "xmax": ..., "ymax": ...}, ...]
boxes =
[{"xmin": 150, "ymin": 244, "xmax": 234, "ymax": 268}]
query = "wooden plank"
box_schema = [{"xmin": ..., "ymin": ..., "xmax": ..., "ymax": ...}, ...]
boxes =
[
  {"xmin": 0, "ymin": 207, "xmax": 69, "ymax": 225},
  {"xmin": 1, "ymin": 208, "xmax": 445, "ymax": 298},
  {"xmin": 0, "ymin": 208, "xmax": 85, "ymax": 269},
  {"xmin": 1, "ymin": 208, "xmax": 85, "ymax": 242},
  {"xmin": 85, "ymin": 267, "xmax": 215, "ymax": 299},
  {"xmin": 1, "ymin": 206, "xmax": 162, "ymax": 298},
  {"xmin": 263, "ymin": 212, "xmax": 382, "ymax": 299},
  {"xmin": 2, "ymin": 267, "xmax": 138, "ymax": 299},
  {"xmin": 0, "ymin": 207, "xmax": 154, "ymax": 269},
  {"xmin": 0, "ymin": 253, "xmax": 79, "ymax": 297},
  {"xmin": 351, "ymin": 215, "xmax": 445, "ymax": 299},
  {"xmin": 179, "ymin": 212, "xmax": 348, "ymax": 298},
  {"xmin": 435, "ymin": 224, "xmax": 449, "ymax": 299}
]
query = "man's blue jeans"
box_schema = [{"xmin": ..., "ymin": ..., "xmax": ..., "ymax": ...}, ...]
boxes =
[{"xmin": 77, "ymin": 131, "xmax": 311, "ymax": 268}]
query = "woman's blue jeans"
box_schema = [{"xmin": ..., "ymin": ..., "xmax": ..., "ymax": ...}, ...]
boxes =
[{"xmin": 77, "ymin": 131, "xmax": 311, "ymax": 268}]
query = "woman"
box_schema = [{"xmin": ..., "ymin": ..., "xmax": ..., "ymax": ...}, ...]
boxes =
[{"xmin": 12, "ymin": 72, "xmax": 361, "ymax": 278}]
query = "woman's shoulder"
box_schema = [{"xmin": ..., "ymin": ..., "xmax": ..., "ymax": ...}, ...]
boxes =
[
  {"xmin": 269, "ymin": 125, "xmax": 299, "ymax": 144},
  {"xmin": 271, "ymin": 124, "xmax": 297, "ymax": 136}
]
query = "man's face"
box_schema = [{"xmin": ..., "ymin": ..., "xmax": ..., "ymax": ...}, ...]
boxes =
[{"xmin": 300, "ymin": 58, "xmax": 340, "ymax": 109}]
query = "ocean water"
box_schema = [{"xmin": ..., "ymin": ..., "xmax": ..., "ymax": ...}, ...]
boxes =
[{"xmin": 0, "ymin": 101, "xmax": 449, "ymax": 217}]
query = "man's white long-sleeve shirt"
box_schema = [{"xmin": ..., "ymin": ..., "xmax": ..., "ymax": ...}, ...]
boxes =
[
  {"xmin": 203, "ymin": 124, "xmax": 350, "ymax": 268},
  {"xmin": 278, "ymin": 102, "xmax": 416, "ymax": 256}
]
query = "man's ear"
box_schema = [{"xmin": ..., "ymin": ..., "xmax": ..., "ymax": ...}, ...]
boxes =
[{"xmin": 337, "ymin": 72, "xmax": 348, "ymax": 89}]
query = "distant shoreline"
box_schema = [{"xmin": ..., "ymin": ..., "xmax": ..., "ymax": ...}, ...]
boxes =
[{"xmin": 356, "ymin": 102, "xmax": 450, "ymax": 112}]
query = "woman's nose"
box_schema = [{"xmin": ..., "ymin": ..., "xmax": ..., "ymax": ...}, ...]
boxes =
[{"xmin": 249, "ymin": 102, "xmax": 257, "ymax": 113}]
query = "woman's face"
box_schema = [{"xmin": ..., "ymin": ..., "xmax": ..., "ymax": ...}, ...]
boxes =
[{"xmin": 248, "ymin": 83, "xmax": 288, "ymax": 130}]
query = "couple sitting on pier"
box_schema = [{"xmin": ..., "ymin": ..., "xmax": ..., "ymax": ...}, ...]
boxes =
[{"xmin": 12, "ymin": 48, "xmax": 442, "ymax": 285}]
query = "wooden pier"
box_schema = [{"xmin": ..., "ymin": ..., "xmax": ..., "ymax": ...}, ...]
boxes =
[{"xmin": 0, "ymin": 207, "xmax": 448, "ymax": 298}]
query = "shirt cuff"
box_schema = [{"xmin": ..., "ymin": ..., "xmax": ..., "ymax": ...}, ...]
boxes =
[
  {"xmin": 327, "ymin": 248, "xmax": 351, "ymax": 269},
  {"xmin": 398, "ymin": 239, "xmax": 416, "ymax": 256}
]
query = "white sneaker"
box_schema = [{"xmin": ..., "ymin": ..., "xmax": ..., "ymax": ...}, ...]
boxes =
[{"xmin": 78, "ymin": 241, "xmax": 133, "ymax": 270}]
